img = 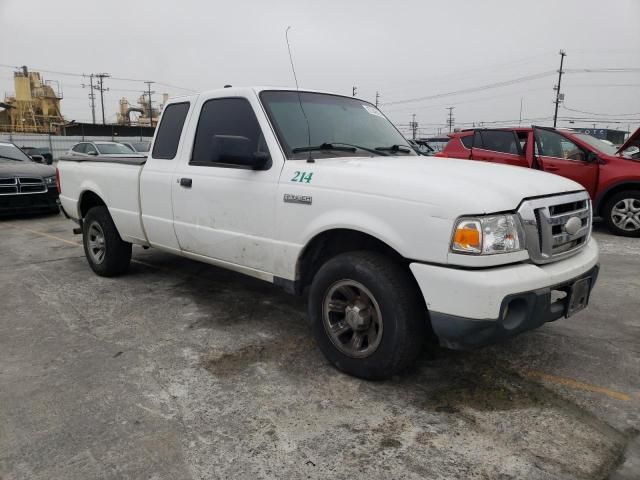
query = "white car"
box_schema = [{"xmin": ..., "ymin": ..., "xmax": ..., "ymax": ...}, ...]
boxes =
[
  {"xmin": 66, "ymin": 141, "xmax": 145, "ymax": 158},
  {"xmin": 119, "ymin": 141, "xmax": 151, "ymax": 155},
  {"xmin": 57, "ymin": 87, "xmax": 599, "ymax": 380}
]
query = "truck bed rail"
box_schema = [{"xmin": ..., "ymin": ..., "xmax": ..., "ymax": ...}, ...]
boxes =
[{"xmin": 58, "ymin": 155, "xmax": 147, "ymax": 166}]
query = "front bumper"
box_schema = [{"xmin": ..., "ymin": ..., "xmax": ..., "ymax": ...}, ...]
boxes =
[
  {"xmin": 410, "ymin": 238, "xmax": 599, "ymax": 349},
  {"xmin": 0, "ymin": 189, "xmax": 59, "ymax": 215}
]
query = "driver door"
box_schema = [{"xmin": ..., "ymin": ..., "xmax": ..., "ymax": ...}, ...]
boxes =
[{"xmin": 533, "ymin": 127, "xmax": 598, "ymax": 196}]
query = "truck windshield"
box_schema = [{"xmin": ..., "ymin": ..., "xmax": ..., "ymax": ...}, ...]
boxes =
[
  {"xmin": 260, "ymin": 90, "xmax": 414, "ymax": 159},
  {"xmin": 572, "ymin": 133, "xmax": 619, "ymax": 156}
]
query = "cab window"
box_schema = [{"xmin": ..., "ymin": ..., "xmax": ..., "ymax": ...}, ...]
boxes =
[
  {"xmin": 190, "ymin": 97, "xmax": 269, "ymax": 168},
  {"xmin": 152, "ymin": 102, "xmax": 190, "ymax": 160},
  {"xmin": 536, "ymin": 129, "xmax": 586, "ymax": 161}
]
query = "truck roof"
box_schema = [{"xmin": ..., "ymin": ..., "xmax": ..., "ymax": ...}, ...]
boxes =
[{"xmin": 165, "ymin": 86, "xmax": 371, "ymax": 104}]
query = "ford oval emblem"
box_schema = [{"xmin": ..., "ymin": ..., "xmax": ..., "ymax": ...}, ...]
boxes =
[{"xmin": 564, "ymin": 216, "xmax": 582, "ymax": 235}]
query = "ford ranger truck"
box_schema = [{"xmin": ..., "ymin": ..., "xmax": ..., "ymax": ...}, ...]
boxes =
[
  {"xmin": 437, "ymin": 126, "xmax": 640, "ymax": 237},
  {"xmin": 57, "ymin": 88, "xmax": 599, "ymax": 380}
]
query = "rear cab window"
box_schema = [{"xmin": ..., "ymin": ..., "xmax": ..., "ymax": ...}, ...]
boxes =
[{"xmin": 152, "ymin": 102, "xmax": 190, "ymax": 160}]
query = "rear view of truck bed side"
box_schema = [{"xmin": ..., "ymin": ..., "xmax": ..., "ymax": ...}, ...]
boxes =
[{"xmin": 57, "ymin": 156, "xmax": 148, "ymax": 245}]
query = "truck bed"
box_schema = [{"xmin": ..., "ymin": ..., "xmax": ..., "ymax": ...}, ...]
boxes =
[{"xmin": 57, "ymin": 156, "xmax": 148, "ymax": 245}]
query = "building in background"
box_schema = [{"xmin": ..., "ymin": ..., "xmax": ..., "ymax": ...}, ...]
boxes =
[
  {"xmin": 572, "ymin": 128, "xmax": 628, "ymax": 146},
  {"xmin": 0, "ymin": 67, "xmax": 65, "ymax": 134},
  {"xmin": 116, "ymin": 93, "xmax": 168, "ymax": 126}
]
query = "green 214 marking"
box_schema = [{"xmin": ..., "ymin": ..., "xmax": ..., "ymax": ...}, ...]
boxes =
[{"xmin": 291, "ymin": 171, "xmax": 314, "ymax": 183}]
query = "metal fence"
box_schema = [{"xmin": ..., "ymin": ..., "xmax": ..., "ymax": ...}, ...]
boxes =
[{"xmin": 0, "ymin": 133, "xmax": 152, "ymax": 160}]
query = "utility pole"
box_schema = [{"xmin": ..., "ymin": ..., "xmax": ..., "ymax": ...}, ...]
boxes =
[
  {"xmin": 145, "ymin": 81, "xmax": 155, "ymax": 127},
  {"xmin": 375, "ymin": 91, "xmax": 380, "ymax": 107},
  {"xmin": 352, "ymin": 86, "xmax": 357, "ymax": 97},
  {"xmin": 446, "ymin": 107, "xmax": 455, "ymax": 133},
  {"xmin": 519, "ymin": 98, "xmax": 523, "ymax": 126},
  {"xmin": 553, "ymin": 49, "xmax": 566, "ymax": 128},
  {"xmin": 94, "ymin": 73, "xmax": 110, "ymax": 125},
  {"xmin": 82, "ymin": 74, "xmax": 97, "ymax": 124},
  {"xmin": 410, "ymin": 114, "xmax": 418, "ymax": 140}
]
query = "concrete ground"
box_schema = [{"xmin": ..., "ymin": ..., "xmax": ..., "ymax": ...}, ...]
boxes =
[{"xmin": 0, "ymin": 213, "xmax": 638, "ymax": 480}]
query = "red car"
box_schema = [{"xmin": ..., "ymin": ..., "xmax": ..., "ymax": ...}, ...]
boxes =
[{"xmin": 437, "ymin": 126, "xmax": 640, "ymax": 236}]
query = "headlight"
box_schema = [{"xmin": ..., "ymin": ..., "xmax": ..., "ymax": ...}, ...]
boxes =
[
  {"xmin": 451, "ymin": 214, "xmax": 523, "ymax": 255},
  {"xmin": 44, "ymin": 176, "xmax": 56, "ymax": 186}
]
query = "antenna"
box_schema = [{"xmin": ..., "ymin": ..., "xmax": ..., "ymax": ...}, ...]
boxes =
[{"xmin": 285, "ymin": 26, "xmax": 313, "ymax": 163}]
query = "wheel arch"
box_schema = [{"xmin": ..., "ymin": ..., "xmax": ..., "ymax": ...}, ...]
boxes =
[
  {"xmin": 294, "ymin": 228, "xmax": 411, "ymax": 295},
  {"xmin": 78, "ymin": 190, "xmax": 107, "ymax": 219},
  {"xmin": 594, "ymin": 181, "xmax": 640, "ymax": 215}
]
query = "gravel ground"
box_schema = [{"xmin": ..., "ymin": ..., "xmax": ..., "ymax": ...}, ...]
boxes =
[{"xmin": 0, "ymin": 213, "xmax": 638, "ymax": 479}]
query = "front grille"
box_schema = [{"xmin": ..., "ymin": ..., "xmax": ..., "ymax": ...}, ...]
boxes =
[
  {"xmin": 0, "ymin": 176, "xmax": 46, "ymax": 195},
  {"xmin": 518, "ymin": 191, "xmax": 591, "ymax": 264}
]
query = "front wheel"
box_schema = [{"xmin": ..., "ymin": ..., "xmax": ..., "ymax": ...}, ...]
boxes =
[
  {"xmin": 308, "ymin": 251, "xmax": 427, "ymax": 380},
  {"xmin": 83, "ymin": 206, "xmax": 132, "ymax": 276},
  {"xmin": 602, "ymin": 191, "xmax": 640, "ymax": 237}
]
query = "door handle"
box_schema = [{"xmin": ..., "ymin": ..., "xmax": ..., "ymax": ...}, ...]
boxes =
[
  {"xmin": 546, "ymin": 166, "xmax": 559, "ymax": 171},
  {"xmin": 179, "ymin": 177, "xmax": 192, "ymax": 188}
]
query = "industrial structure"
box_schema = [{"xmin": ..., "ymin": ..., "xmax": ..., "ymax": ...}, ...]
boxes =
[
  {"xmin": 0, "ymin": 67, "xmax": 65, "ymax": 133},
  {"xmin": 116, "ymin": 92, "xmax": 168, "ymax": 127}
]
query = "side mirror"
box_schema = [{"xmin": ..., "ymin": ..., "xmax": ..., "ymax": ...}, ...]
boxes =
[
  {"xmin": 587, "ymin": 151, "xmax": 599, "ymax": 163},
  {"xmin": 30, "ymin": 154, "xmax": 45, "ymax": 163},
  {"xmin": 212, "ymin": 135, "xmax": 270, "ymax": 169},
  {"xmin": 87, "ymin": 150, "xmax": 98, "ymax": 156}
]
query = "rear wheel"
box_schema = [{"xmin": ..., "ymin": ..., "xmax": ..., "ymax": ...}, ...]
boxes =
[
  {"xmin": 603, "ymin": 191, "xmax": 640, "ymax": 237},
  {"xmin": 83, "ymin": 206, "xmax": 132, "ymax": 276},
  {"xmin": 308, "ymin": 251, "xmax": 427, "ymax": 380}
]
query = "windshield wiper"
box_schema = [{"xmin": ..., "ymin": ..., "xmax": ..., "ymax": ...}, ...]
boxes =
[
  {"xmin": 292, "ymin": 143, "xmax": 357, "ymax": 154},
  {"xmin": 292, "ymin": 142, "xmax": 389, "ymax": 162},
  {"xmin": 375, "ymin": 144, "xmax": 412, "ymax": 154}
]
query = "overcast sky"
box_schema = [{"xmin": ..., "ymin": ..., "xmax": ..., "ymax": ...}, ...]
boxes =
[{"xmin": 1, "ymin": 0, "xmax": 639, "ymax": 136}]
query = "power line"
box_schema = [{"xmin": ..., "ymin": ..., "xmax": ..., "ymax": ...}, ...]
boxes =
[
  {"xmin": 565, "ymin": 67, "xmax": 640, "ymax": 73},
  {"xmin": 382, "ymin": 71, "xmax": 557, "ymax": 106},
  {"xmin": 376, "ymin": 52, "xmax": 554, "ymax": 94},
  {"xmin": 562, "ymin": 105, "xmax": 640, "ymax": 117},
  {"xmin": 0, "ymin": 63, "xmax": 197, "ymax": 91}
]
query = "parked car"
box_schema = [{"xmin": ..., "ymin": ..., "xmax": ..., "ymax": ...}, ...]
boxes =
[
  {"xmin": 0, "ymin": 141, "xmax": 59, "ymax": 215},
  {"xmin": 20, "ymin": 146, "xmax": 53, "ymax": 164},
  {"xmin": 66, "ymin": 141, "xmax": 145, "ymax": 158},
  {"xmin": 437, "ymin": 126, "xmax": 640, "ymax": 237},
  {"xmin": 119, "ymin": 141, "xmax": 151, "ymax": 155},
  {"xmin": 57, "ymin": 87, "xmax": 599, "ymax": 380}
]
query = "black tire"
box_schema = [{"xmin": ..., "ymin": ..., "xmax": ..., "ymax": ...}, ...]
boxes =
[
  {"xmin": 308, "ymin": 251, "xmax": 427, "ymax": 380},
  {"xmin": 82, "ymin": 206, "xmax": 132, "ymax": 276},
  {"xmin": 602, "ymin": 190, "xmax": 640, "ymax": 237}
]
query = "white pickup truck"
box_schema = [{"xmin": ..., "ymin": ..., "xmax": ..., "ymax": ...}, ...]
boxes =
[{"xmin": 57, "ymin": 87, "xmax": 599, "ymax": 379}]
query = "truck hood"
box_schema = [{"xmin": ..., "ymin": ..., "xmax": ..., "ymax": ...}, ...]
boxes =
[
  {"xmin": 305, "ymin": 155, "xmax": 584, "ymax": 217},
  {"xmin": 0, "ymin": 159, "xmax": 56, "ymax": 177}
]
